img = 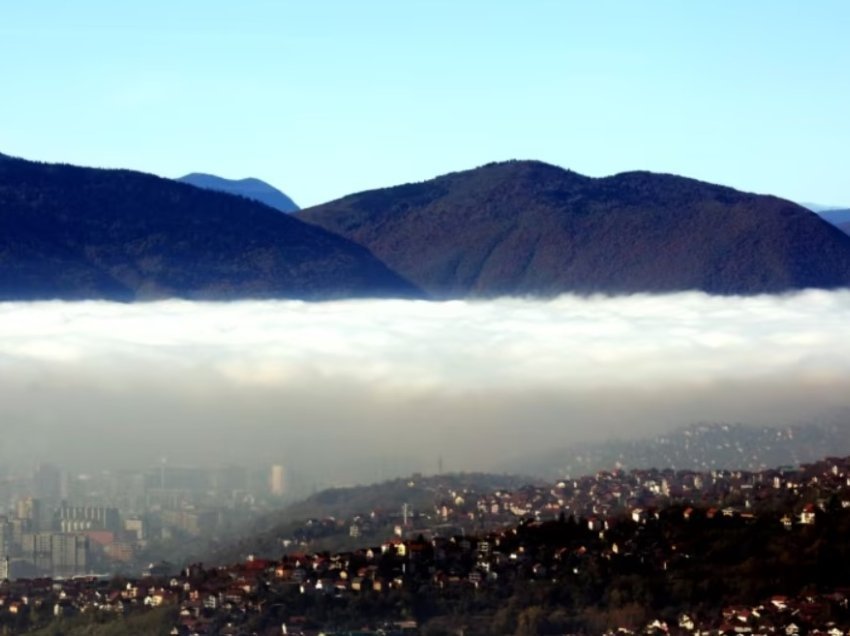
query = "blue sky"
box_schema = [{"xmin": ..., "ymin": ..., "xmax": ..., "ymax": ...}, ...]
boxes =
[{"xmin": 1, "ymin": 1, "xmax": 848, "ymax": 207}]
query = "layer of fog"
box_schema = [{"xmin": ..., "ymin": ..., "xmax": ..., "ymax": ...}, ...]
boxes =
[{"xmin": 1, "ymin": 292, "xmax": 849, "ymax": 484}]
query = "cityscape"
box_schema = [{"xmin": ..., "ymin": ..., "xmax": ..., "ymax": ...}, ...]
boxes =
[
  {"xmin": 0, "ymin": 452, "xmax": 849, "ymax": 633},
  {"xmin": 0, "ymin": 461, "xmax": 293, "ymax": 581}
]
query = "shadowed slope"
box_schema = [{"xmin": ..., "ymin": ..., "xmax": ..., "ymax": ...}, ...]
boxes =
[{"xmin": 0, "ymin": 154, "xmax": 419, "ymax": 300}]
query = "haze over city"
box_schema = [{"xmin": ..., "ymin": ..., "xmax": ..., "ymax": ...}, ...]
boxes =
[
  {"xmin": 2, "ymin": 292, "xmax": 849, "ymax": 481},
  {"xmin": 2, "ymin": 0, "xmax": 849, "ymax": 497}
]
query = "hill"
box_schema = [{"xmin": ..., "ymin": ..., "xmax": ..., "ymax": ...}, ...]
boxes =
[
  {"xmin": 505, "ymin": 420, "xmax": 850, "ymax": 478},
  {"xmin": 0, "ymin": 154, "xmax": 419, "ymax": 301},
  {"xmin": 35, "ymin": 455, "xmax": 850, "ymax": 635},
  {"xmin": 298, "ymin": 160, "xmax": 850, "ymax": 296},
  {"xmin": 203, "ymin": 472, "xmax": 536, "ymax": 564},
  {"xmin": 176, "ymin": 172, "xmax": 299, "ymax": 213}
]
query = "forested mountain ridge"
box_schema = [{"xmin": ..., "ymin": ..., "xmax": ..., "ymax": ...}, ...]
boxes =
[
  {"xmin": 298, "ymin": 160, "xmax": 850, "ymax": 297},
  {"xmin": 0, "ymin": 154, "xmax": 419, "ymax": 301}
]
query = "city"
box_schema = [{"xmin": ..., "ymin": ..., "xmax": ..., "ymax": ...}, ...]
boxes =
[
  {"xmin": 0, "ymin": 455, "xmax": 849, "ymax": 633},
  {"xmin": 0, "ymin": 461, "xmax": 294, "ymax": 581}
]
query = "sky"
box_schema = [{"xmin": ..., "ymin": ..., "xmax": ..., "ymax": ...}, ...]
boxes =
[
  {"xmin": 2, "ymin": 293, "xmax": 850, "ymax": 485},
  {"xmin": 1, "ymin": 1, "xmax": 849, "ymax": 208}
]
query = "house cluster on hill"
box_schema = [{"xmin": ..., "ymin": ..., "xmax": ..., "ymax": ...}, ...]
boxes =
[
  {"xmin": 284, "ymin": 456, "xmax": 850, "ymax": 555},
  {"xmin": 1, "ymin": 457, "xmax": 850, "ymax": 634},
  {"xmin": 456, "ymin": 455, "xmax": 850, "ymax": 530},
  {"xmin": 1, "ymin": 522, "xmax": 848, "ymax": 635}
]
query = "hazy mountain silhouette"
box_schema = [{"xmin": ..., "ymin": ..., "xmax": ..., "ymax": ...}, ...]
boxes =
[
  {"xmin": 820, "ymin": 208, "xmax": 850, "ymax": 227},
  {"xmin": 801, "ymin": 202, "xmax": 845, "ymax": 213},
  {"xmin": 298, "ymin": 160, "xmax": 850, "ymax": 296},
  {"xmin": 177, "ymin": 173, "xmax": 299, "ymax": 213},
  {"xmin": 0, "ymin": 154, "xmax": 419, "ymax": 301}
]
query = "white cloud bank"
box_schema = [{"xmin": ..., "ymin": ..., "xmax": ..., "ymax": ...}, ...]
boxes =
[{"xmin": 1, "ymin": 292, "xmax": 849, "ymax": 481}]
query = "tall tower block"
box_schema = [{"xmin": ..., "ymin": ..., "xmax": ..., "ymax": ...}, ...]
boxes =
[{"xmin": 269, "ymin": 464, "xmax": 286, "ymax": 496}]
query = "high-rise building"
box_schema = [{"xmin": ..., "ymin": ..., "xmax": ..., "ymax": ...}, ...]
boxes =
[
  {"xmin": 57, "ymin": 505, "xmax": 120, "ymax": 533},
  {"xmin": 33, "ymin": 464, "xmax": 62, "ymax": 501},
  {"xmin": 20, "ymin": 532, "xmax": 88, "ymax": 577},
  {"xmin": 124, "ymin": 517, "xmax": 145, "ymax": 541},
  {"xmin": 0, "ymin": 519, "xmax": 9, "ymax": 559},
  {"xmin": 10, "ymin": 519, "xmax": 27, "ymax": 547},
  {"xmin": 269, "ymin": 464, "xmax": 286, "ymax": 496},
  {"xmin": 21, "ymin": 532, "xmax": 52, "ymax": 573},
  {"xmin": 16, "ymin": 498, "xmax": 42, "ymax": 532},
  {"xmin": 51, "ymin": 534, "xmax": 88, "ymax": 577}
]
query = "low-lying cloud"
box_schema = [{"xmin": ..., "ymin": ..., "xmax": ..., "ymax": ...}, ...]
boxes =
[{"xmin": 1, "ymin": 291, "xmax": 849, "ymax": 484}]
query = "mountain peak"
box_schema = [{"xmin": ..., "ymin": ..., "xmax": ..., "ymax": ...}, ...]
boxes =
[
  {"xmin": 441, "ymin": 159, "xmax": 589, "ymax": 184},
  {"xmin": 177, "ymin": 172, "xmax": 299, "ymax": 213}
]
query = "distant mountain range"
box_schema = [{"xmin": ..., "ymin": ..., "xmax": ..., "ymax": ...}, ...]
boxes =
[
  {"xmin": 3, "ymin": 152, "xmax": 850, "ymax": 300},
  {"xmin": 0, "ymin": 153, "xmax": 418, "ymax": 301},
  {"xmin": 819, "ymin": 208, "xmax": 850, "ymax": 229},
  {"xmin": 800, "ymin": 204, "xmax": 850, "ymax": 236},
  {"xmin": 298, "ymin": 160, "xmax": 850, "ymax": 296},
  {"xmin": 801, "ymin": 202, "xmax": 845, "ymax": 213},
  {"xmin": 176, "ymin": 173, "xmax": 299, "ymax": 213}
]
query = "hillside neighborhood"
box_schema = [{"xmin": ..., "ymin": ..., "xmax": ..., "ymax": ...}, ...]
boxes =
[{"xmin": 2, "ymin": 456, "xmax": 850, "ymax": 634}]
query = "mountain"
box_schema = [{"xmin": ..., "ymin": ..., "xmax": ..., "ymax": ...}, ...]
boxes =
[
  {"xmin": 177, "ymin": 172, "xmax": 299, "ymax": 213},
  {"xmin": 815, "ymin": 208, "xmax": 850, "ymax": 236},
  {"xmin": 0, "ymin": 154, "xmax": 419, "ymax": 301},
  {"xmin": 800, "ymin": 206, "xmax": 850, "ymax": 235},
  {"xmin": 800, "ymin": 202, "xmax": 846, "ymax": 212},
  {"xmin": 298, "ymin": 160, "xmax": 850, "ymax": 296},
  {"xmin": 820, "ymin": 208, "xmax": 850, "ymax": 227}
]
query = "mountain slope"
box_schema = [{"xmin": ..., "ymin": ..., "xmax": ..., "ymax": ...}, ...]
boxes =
[
  {"xmin": 177, "ymin": 172, "xmax": 299, "ymax": 213},
  {"xmin": 0, "ymin": 154, "xmax": 419, "ymax": 301},
  {"xmin": 298, "ymin": 160, "xmax": 850, "ymax": 296}
]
